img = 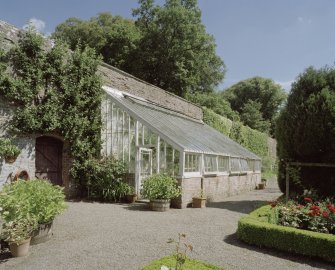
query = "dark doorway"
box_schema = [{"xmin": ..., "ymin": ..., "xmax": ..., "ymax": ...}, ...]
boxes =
[{"xmin": 35, "ymin": 136, "xmax": 63, "ymax": 186}]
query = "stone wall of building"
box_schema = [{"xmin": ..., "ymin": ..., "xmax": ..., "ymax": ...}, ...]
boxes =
[
  {"xmin": 173, "ymin": 172, "xmax": 261, "ymax": 208},
  {"xmin": 0, "ymin": 99, "xmax": 36, "ymax": 186}
]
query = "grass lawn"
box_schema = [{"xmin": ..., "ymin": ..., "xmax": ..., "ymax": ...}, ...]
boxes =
[{"xmin": 140, "ymin": 256, "xmax": 226, "ymax": 270}]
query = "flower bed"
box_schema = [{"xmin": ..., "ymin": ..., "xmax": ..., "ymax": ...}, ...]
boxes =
[
  {"xmin": 271, "ymin": 197, "xmax": 335, "ymax": 234},
  {"xmin": 237, "ymin": 205, "xmax": 335, "ymax": 263}
]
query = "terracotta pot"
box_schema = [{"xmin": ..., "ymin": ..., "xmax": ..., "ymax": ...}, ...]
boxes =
[
  {"xmin": 192, "ymin": 197, "xmax": 206, "ymax": 208},
  {"xmin": 4, "ymin": 156, "xmax": 16, "ymax": 164},
  {"xmin": 31, "ymin": 222, "xmax": 53, "ymax": 245},
  {"xmin": 126, "ymin": 194, "xmax": 137, "ymax": 203},
  {"xmin": 151, "ymin": 199, "xmax": 170, "ymax": 212},
  {"xmin": 9, "ymin": 237, "xmax": 31, "ymax": 257}
]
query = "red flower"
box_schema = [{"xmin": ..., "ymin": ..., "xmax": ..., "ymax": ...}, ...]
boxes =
[
  {"xmin": 297, "ymin": 204, "xmax": 303, "ymax": 209},
  {"xmin": 329, "ymin": 207, "xmax": 335, "ymax": 213},
  {"xmin": 269, "ymin": 201, "xmax": 277, "ymax": 208},
  {"xmin": 327, "ymin": 204, "xmax": 335, "ymax": 210},
  {"xmin": 304, "ymin": 197, "xmax": 313, "ymax": 203},
  {"xmin": 322, "ymin": 211, "xmax": 329, "ymax": 218},
  {"xmin": 310, "ymin": 205, "xmax": 320, "ymax": 211}
]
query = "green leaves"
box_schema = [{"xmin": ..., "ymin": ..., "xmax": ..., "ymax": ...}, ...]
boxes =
[
  {"xmin": 141, "ymin": 174, "xmax": 181, "ymax": 200},
  {"xmin": 0, "ymin": 30, "xmax": 102, "ymax": 189}
]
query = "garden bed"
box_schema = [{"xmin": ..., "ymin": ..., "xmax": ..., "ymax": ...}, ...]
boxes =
[
  {"xmin": 140, "ymin": 256, "xmax": 225, "ymax": 270},
  {"xmin": 237, "ymin": 205, "xmax": 335, "ymax": 263}
]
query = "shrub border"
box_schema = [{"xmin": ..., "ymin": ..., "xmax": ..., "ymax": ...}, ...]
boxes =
[{"xmin": 237, "ymin": 205, "xmax": 335, "ymax": 263}]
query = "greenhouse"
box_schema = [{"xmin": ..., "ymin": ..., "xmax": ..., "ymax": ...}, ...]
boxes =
[{"xmin": 101, "ymin": 86, "xmax": 261, "ymax": 195}]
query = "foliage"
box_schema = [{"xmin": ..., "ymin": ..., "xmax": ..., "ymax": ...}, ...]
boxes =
[
  {"xmin": 130, "ymin": 0, "xmax": 225, "ymax": 97},
  {"xmin": 1, "ymin": 217, "xmax": 37, "ymax": 243},
  {"xmin": 0, "ymin": 30, "xmax": 102, "ymax": 189},
  {"xmin": 240, "ymin": 100, "xmax": 270, "ymax": 133},
  {"xmin": 167, "ymin": 233, "xmax": 193, "ymax": 270},
  {"xmin": 276, "ymin": 66, "xmax": 335, "ymax": 196},
  {"xmin": 85, "ymin": 157, "xmax": 128, "ymax": 202},
  {"xmin": 141, "ymin": 174, "xmax": 181, "ymax": 200},
  {"xmin": 237, "ymin": 205, "xmax": 335, "ymax": 263},
  {"xmin": 272, "ymin": 198, "xmax": 335, "ymax": 234},
  {"xmin": 186, "ymin": 92, "xmax": 239, "ymax": 121},
  {"xmin": 222, "ymin": 76, "xmax": 286, "ymax": 135},
  {"xmin": 53, "ymin": 12, "xmax": 141, "ymax": 70},
  {"xmin": 0, "ymin": 179, "xmax": 67, "ymax": 224},
  {"xmin": 140, "ymin": 256, "xmax": 225, "ymax": 270},
  {"xmin": 0, "ymin": 138, "xmax": 20, "ymax": 159}
]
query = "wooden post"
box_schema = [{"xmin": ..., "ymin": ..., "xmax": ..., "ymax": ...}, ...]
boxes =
[{"xmin": 285, "ymin": 163, "xmax": 290, "ymax": 202}]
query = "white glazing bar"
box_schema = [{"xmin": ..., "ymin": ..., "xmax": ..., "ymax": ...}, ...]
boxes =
[
  {"xmin": 228, "ymin": 156, "xmax": 231, "ymax": 173},
  {"xmin": 156, "ymin": 136, "xmax": 160, "ymax": 174},
  {"xmin": 172, "ymin": 149, "xmax": 175, "ymax": 177},
  {"xmin": 128, "ymin": 115, "xmax": 131, "ymax": 169},
  {"xmin": 122, "ymin": 111, "xmax": 125, "ymax": 161},
  {"xmin": 164, "ymin": 142, "xmax": 167, "ymax": 170},
  {"xmin": 179, "ymin": 151, "xmax": 185, "ymax": 177},
  {"xmin": 201, "ymin": 153, "xmax": 204, "ymax": 175},
  {"xmin": 110, "ymin": 102, "xmax": 114, "ymax": 156},
  {"xmin": 135, "ymin": 121, "xmax": 140, "ymax": 194}
]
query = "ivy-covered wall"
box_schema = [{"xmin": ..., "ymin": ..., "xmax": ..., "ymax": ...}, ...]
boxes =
[{"xmin": 203, "ymin": 107, "xmax": 277, "ymax": 174}]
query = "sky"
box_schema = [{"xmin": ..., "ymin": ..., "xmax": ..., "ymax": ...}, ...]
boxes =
[{"xmin": 1, "ymin": 0, "xmax": 335, "ymax": 91}]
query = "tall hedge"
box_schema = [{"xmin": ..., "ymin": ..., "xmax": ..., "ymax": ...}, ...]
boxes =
[
  {"xmin": 276, "ymin": 66, "xmax": 335, "ymax": 195},
  {"xmin": 203, "ymin": 108, "xmax": 272, "ymax": 172}
]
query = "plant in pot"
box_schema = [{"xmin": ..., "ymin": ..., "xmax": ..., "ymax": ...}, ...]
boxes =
[
  {"xmin": 1, "ymin": 217, "xmax": 37, "ymax": 257},
  {"xmin": 141, "ymin": 174, "xmax": 181, "ymax": 212},
  {"xmin": 0, "ymin": 179, "xmax": 67, "ymax": 245},
  {"xmin": 125, "ymin": 185, "xmax": 137, "ymax": 203},
  {"xmin": 0, "ymin": 138, "xmax": 21, "ymax": 164},
  {"xmin": 192, "ymin": 190, "xmax": 207, "ymax": 208}
]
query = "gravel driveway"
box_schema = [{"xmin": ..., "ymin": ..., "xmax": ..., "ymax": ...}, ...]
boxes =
[{"xmin": 1, "ymin": 180, "xmax": 334, "ymax": 270}]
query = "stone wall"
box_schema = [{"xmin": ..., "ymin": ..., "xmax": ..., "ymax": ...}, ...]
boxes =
[
  {"xmin": 0, "ymin": 99, "xmax": 36, "ymax": 186},
  {"xmin": 174, "ymin": 172, "xmax": 261, "ymax": 208}
]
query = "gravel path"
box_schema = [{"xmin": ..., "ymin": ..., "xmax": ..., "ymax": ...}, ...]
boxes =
[{"xmin": 1, "ymin": 180, "xmax": 334, "ymax": 270}]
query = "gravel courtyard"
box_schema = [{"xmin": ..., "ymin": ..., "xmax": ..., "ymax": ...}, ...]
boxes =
[{"xmin": 1, "ymin": 181, "xmax": 333, "ymax": 270}]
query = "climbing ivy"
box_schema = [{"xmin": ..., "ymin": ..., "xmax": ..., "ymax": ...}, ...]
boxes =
[{"xmin": 0, "ymin": 30, "xmax": 102, "ymax": 189}]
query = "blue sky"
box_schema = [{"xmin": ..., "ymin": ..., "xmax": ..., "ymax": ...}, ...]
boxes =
[{"xmin": 1, "ymin": 0, "xmax": 335, "ymax": 91}]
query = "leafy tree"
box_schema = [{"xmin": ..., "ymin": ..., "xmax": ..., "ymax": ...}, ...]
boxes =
[
  {"xmin": 53, "ymin": 12, "xmax": 141, "ymax": 69},
  {"xmin": 186, "ymin": 91, "xmax": 239, "ymax": 121},
  {"xmin": 276, "ymin": 66, "xmax": 335, "ymax": 196},
  {"xmin": 240, "ymin": 100, "xmax": 270, "ymax": 133},
  {"xmin": 131, "ymin": 0, "xmax": 225, "ymax": 97},
  {"xmin": 222, "ymin": 76, "xmax": 286, "ymax": 134}
]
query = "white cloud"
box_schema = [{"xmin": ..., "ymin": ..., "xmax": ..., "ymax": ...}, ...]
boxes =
[
  {"xmin": 23, "ymin": 18, "xmax": 46, "ymax": 33},
  {"xmin": 276, "ymin": 80, "xmax": 294, "ymax": 91}
]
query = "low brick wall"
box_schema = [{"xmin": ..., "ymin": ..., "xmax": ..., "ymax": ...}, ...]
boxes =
[{"xmin": 175, "ymin": 172, "xmax": 261, "ymax": 208}]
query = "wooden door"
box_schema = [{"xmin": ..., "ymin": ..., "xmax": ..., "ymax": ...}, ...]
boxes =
[{"xmin": 35, "ymin": 136, "xmax": 63, "ymax": 186}]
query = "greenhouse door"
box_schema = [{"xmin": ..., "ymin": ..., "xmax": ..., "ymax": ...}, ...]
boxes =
[{"xmin": 139, "ymin": 148, "xmax": 153, "ymax": 189}]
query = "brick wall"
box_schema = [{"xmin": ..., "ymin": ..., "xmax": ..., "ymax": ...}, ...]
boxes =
[{"xmin": 174, "ymin": 172, "xmax": 261, "ymax": 208}]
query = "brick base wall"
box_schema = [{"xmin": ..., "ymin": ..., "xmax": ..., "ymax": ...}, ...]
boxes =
[{"xmin": 174, "ymin": 172, "xmax": 261, "ymax": 208}]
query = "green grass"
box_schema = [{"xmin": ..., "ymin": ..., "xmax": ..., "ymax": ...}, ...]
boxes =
[
  {"xmin": 140, "ymin": 256, "xmax": 226, "ymax": 270},
  {"xmin": 261, "ymin": 171, "xmax": 277, "ymax": 181}
]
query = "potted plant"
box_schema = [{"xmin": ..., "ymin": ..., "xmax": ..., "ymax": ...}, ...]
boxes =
[
  {"xmin": 0, "ymin": 138, "xmax": 21, "ymax": 164},
  {"xmin": 261, "ymin": 178, "xmax": 267, "ymax": 187},
  {"xmin": 1, "ymin": 217, "xmax": 37, "ymax": 257},
  {"xmin": 125, "ymin": 185, "xmax": 137, "ymax": 203},
  {"xmin": 192, "ymin": 190, "xmax": 207, "ymax": 208},
  {"xmin": 0, "ymin": 179, "xmax": 67, "ymax": 245},
  {"xmin": 141, "ymin": 174, "xmax": 181, "ymax": 212}
]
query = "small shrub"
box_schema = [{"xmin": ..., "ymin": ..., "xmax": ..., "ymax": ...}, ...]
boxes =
[
  {"xmin": 0, "ymin": 138, "xmax": 20, "ymax": 160},
  {"xmin": 141, "ymin": 174, "xmax": 181, "ymax": 200},
  {"xmin": 85, "ymin": 157, "xmax": 128, "ymax": 202},
  {"xmin": 0, "ymin": 179, "xmax": 67, "ymax": 224}
]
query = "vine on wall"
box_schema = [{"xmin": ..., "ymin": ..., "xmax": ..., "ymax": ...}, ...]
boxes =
[{"xmin": 0, "ymin": 30, "xmax": 102, "ymax": 189}]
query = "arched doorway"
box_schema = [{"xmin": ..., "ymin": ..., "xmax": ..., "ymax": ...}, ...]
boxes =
[{"xmin": 35, "ymin": 136, "xmax": 63, "ymax": 186}]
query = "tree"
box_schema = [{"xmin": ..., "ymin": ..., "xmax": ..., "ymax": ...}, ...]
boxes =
[
  {"xmin": 276, "ymin": 66, "xmax": 335, "ymax": 196},
  {"xmin": 240, "ymin": 100, "xmax": 270, "ymax": 133},
  {"xmin": 222, "ymin": 77, "xmax": 286, "ymax": 134},
  {"xmin": 185, "ymin": 91, "xmax": 239, "ymax": 121},
  {"xmin": 129, "ymin": 0, "xmax": 225, "ymax": 97},
  {"xmin": 52, "ymin": 12, "xmax": 141, "ymax": 70}
]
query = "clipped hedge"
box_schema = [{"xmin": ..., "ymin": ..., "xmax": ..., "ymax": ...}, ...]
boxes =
[
  {"xmin": 237, "ymin": 206, "xmax": 335, "ymax": 263},
  {"xmin": 203, "ymin": 108, "xmax": 274, "ymax": 173}
]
